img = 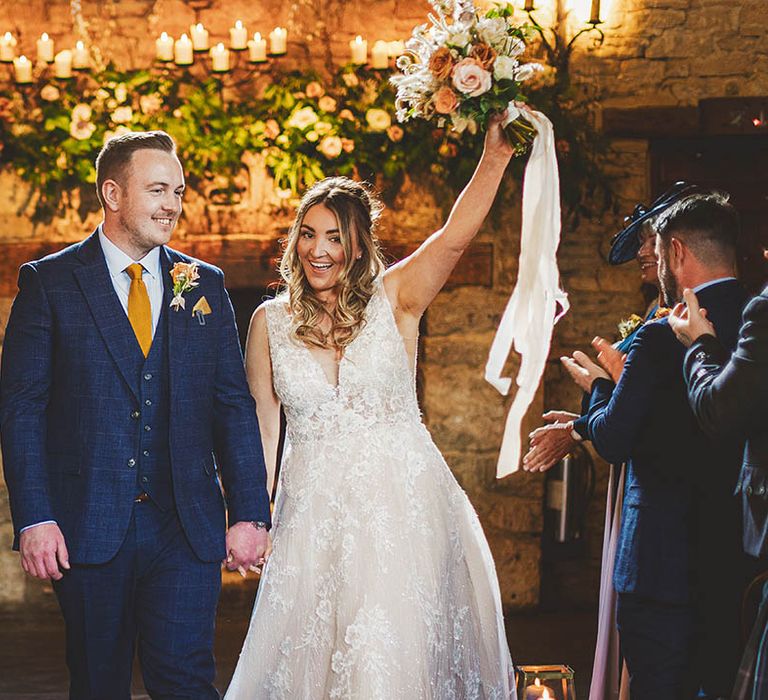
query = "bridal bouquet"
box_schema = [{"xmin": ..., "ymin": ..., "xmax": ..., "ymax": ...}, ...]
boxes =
[{"xmin": 391, "ymin": 0, "xmax": 541, "ymax": 152}]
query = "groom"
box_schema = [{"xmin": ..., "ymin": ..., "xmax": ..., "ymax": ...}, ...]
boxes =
[{"xmin": 0, "ymin": 131, "xmax": 271, "ymax": 698}]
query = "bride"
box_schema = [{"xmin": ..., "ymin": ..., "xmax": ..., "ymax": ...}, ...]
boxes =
[{"xmin": 225, "ymin": 115, "xmax": 517, "ymax": 699}]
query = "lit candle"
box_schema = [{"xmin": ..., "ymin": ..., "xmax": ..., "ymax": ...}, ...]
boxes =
[
  {"xmin": 524, "ymin": 0, "xmax": 535, "ymax": 10},
  {"xmin": 269, "ymin": 27, "xmax": 287, "ymax": 55},
  {"xmin": 589, "ymin": 0, "xmax": 601, "ymax": 23},
  {"xmin": 54, "ymin": 49, "xmax": 72, "ymax": 79},
  {"xmin": 36, "ymin": 33, "xmax": 54, "ymax": 63},
  {"xmin": 248, "ymin": 32, "xmax": 267, "ymax": 62},
  {"xmin": 155, "ymin": 31, "xmax": 174, "ymax": 61},
  {"xmin": 13, "ymin": 55, "xmax": 32, "ymax": 84},
  {"xmin": 387, "ymin": 40, "xmax": 405, "ymax": 58},
  {"xmin": 524, "ymin": 678, "xmax": 555, "ymax": 700},
  {"xmin": 72, "ymin": 40, "xmax": 89, "ymax": 69},
  {"xmin": 230, "ymin": 20, "xmax": 248, "ymax": 50},
  {"xmin": 349, "ymin": 35, "xmax": 367, "ymax": 65},
  {"xmin": 174, "ymin": 33, "xmax": 193, "ymax": 65},
  {"xmin": 370, "ymin": 40, "xmax": 389, "ymax": 69},
  {"xmin": 190, "ymin": 22, "xmax": 209, "ymax": 51},
  {"xmin": 0, "ymin": 32, "xmax": 17, "ymax": 62},
  {"xmin": 210, "ymin": 42, "xmax": 230, "ymax": 72}
]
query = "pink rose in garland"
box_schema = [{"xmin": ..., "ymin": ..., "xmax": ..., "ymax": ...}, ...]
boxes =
[{"xmin": 452, "ymin": 58, "xmax": 492, "ymax": 97}]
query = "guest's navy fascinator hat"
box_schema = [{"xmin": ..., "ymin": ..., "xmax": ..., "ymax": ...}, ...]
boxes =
[{"xmin": 608, "ymin": 181, "xmax": 699, "ymax": 265}]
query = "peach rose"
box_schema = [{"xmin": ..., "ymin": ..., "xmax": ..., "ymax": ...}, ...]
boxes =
[
  {"xmin": 264, "ymin": 119, "xmax": 280, "ymax": 139},
  {"xmin": 386, "ymin": 125, "xmax": 404, "ymax": 142},
  {"xmin": 451, "ymin": 58, "xmax": 492, "ymax": 97},
  {"xmin": 433, "ymin": 86, "xmax": 459, "ymax": 115},
  {"xmin": 428, "ymin": 46, "xmax": 455, "ymax": 81},
  {"xmin": 341, "ymin": 138, "xmax": 355, "ymax": 153},
  {"xmin": 318, "ymin": 95, "xmax": 337, "ymax": 112},
  {"xmin": 306, "ymin": 81, "xmax": 325, "ymax": 98},
  {"xmin": 470, "ymin": 42, "xmax": 497, "ymax": 71},
  {"xmin": 318, "ymin": 135, "xmax": 343, "ymax": 159}
]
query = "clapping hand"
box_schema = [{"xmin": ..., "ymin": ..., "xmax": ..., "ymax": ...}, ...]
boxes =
[
  {"xmin": 561, "ymin": 350, "xmax": 611, "ymax": 392},
  {"xmin": 591, "ymin": 336, "xmax": 626, "ymax": 383},
  {"xmin": 523, "ymin": 410, "xmax": 580, "ymax": 473},
  {"xmin": 669, "ymin": 288, "xmax": 716, "ymax": 347}
]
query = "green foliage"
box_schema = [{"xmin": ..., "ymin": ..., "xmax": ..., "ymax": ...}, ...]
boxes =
[{"xmin": 0, "ymin": 62, "xmax": 606, "ymax": 221}]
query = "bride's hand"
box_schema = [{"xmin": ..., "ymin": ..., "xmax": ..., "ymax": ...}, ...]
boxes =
[{"xmin": 483, "ymin": 112, "xmax": 516, "ymax": 162}]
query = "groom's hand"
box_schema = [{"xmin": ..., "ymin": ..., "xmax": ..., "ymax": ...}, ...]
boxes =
[
  {"xmin": 19, "ymin": 523, "xmax": 70, "ymax": 581},
  {"xmin": 224, "ymin": 521, "xmax": 270, "ymax": 578}
]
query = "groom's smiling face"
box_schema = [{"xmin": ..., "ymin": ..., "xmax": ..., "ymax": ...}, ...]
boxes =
[{"xmin": 111, "ymin": 149, "xmax": 185, "ymax": 259}]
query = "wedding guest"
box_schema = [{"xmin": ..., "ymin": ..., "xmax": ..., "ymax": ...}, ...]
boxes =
[
  {"xmin": 562, "ymin": 193, "xmax": 748, "ymax": 699},
  {"xmin": 669, "ymin": 249, "xmax": 768, "ymax": 700}
]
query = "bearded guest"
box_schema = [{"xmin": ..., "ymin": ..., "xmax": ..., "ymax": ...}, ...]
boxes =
[
  {"xmin": 525, "ymin": 183, "xmax": 698, "ymax": 700},
  {"xmin": 562, "ymin": 193, "xmax": 750, "ymax": 699},
  {"xmin": 669, "ymin": 247, "xmax": 768, "ymax": 700}
]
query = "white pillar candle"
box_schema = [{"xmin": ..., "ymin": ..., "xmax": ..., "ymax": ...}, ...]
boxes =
[
  {"xmin": 349, "ymin": 35, "xmax": 367, "ymax": 65},
  {"xmin": 387, "ymin": 40, "xmax": 405, "ymax": 58},
  {"xmin": 190, "ymin": 23, "xmax": 209, "ymax": 51},
  {"xmin": 54, "ymin": 49, "xmax": 72, "ymax": 78},
  {"xmin": 155, "ymin": 32, "xmax": 174, "ymax": 61},
  {"xmin": 230, "ymin": 20, "xmax": 248, "ymax": 50},
  {"xmin": 13, "ymin": 55, "xmax": 32, "ymax": 84},
  {"xmin": 210, "ymin": 42, "xmax": 230, "ymax": 72},
  {"xmin": 174, "ymin": 33, "xmax": 193, "ymax": 65},
  {"xmin": 371, "ymin": 40, "xmax": 389, "ymax": 69},
  {"xmin": 72, "ymin": 40, "xmax": 89, "ymax": 69},
  {"xmin": 248, "ymin": 32, "xmax": 267, "ymax": 62},
  {"xmin": 269, "ymin": 27, "xmax": 287, "ymax": 55},
  {"xmin": 0, "ymin": 32, "xmax": 17, "ymax": 62},
  {"xmin": 36, "ymin": 32, "xmax": 54, "ymax": 63}
]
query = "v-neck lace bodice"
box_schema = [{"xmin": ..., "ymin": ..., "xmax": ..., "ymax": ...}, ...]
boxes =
[{"xmin": 264, "ymin": 281, "xmax": 423, "ymax": 447}]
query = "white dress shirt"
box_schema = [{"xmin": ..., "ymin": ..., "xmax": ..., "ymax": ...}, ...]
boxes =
[{"xmin": 21, "ymin": 228, "xmax": 165, "ymax": 534}]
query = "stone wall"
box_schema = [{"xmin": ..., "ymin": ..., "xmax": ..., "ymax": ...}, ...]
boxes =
[{"xmin": 0, "ymin": 0, "xmax": 766, "ymax": 611}]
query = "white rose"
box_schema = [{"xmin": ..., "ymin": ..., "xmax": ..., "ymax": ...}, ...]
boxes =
[
  {"xmin": 493, "ymin": 55, "xmax": 518, "ymax": 81},
  {"xmin": 365, "ymin": 108, "xmax": 391, "ymax": 132},
  {"xmin": 446, "ymin": 29, "xmax": 471, "ymax": 48},
  {"xmin": 451, "ymin": 58, "xmax": 492, "ymax": 97},
  {"xmin": 40, "ymin": 84, "xmax": 60, "ymax": 101},
  {"xmin": 111, "ymin": 106, "xmax": 133, "ymax": 124},
  {"xmin": 477, "ymin": 17, "xmax": 507, "ymax": 47},
  {"xmin": 287, "ymin": 106, "xmax": 319, "ymax": 130}
]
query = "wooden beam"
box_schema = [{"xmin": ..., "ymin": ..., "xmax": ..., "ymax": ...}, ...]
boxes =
[{"xmin": 0, "ymin": 239, "xmax": 493, "ymax": 296}]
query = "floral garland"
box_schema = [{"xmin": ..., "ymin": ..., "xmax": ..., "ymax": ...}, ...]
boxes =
[{"xmin": 0, "ymin": 60, "xmax": 605, "ymax": 220}]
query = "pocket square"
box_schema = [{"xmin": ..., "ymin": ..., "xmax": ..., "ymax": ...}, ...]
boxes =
[
  {"xmin": 192, "ymin": 296, "xmax": 212, "ymax": 316},
  {"xmin": 192, "ymin": 296, "xmax": 212, "ymax": 325}
]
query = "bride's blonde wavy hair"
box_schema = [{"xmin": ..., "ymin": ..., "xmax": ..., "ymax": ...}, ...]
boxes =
[{"xmin": 279, "ymin": 177, "xmax": 387, "ymax": 350}]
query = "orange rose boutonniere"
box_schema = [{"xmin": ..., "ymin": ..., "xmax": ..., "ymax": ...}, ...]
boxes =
[{"xmin": 169, "ymin": 261, "xmax": 200, "ymax": 311}]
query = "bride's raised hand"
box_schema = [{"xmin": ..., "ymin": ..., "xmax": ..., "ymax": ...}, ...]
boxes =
[{"xmin": 483, "ymin": 112, "xmax": 516, "ymax": 162}]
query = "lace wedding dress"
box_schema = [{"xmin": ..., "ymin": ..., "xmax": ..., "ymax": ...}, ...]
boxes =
[{"xmin": 225, "ymin": 280, "xmax": 516, "ymax": 700}]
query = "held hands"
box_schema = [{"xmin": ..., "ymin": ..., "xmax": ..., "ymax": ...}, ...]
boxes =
[
  {"xmin": 669, "ymin": 288, "xmax": 716, "ymax": 347},
  {"xmin": 561, "ymin": 349, "xmax": 611, "ymax": 392},
  {"xmin": 523, "ymin": 411, "xmax": 580, "ymax": 472},
  {"xmin": 19, "ymin": 523, "xmax": 70, "ymax": 581},
  {"xmin": 224, "ymin": 521, "xmax": 272, "ymax": 578}
]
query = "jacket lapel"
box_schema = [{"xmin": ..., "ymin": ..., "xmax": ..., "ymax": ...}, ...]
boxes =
[
  {"xmin": 73, "ymin": 231, "xmax": 142, "ymax": 400},
  {"xmin": 161, "ymin": 247, "xmax": 189, "ymax": 411}
]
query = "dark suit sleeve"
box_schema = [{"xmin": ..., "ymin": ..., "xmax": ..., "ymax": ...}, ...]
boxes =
[
  {"xmin": 586, "ymin": 322, "xmax": 668, "ymax": 464},
  {"xmin": 210, "ymin": 271, "xmax": 271, "ymax": 527},
  {"xmin": 0, "ymin": 263, "xmax": 56, "ymax": 535},
  {"xmin": 683, "ymin": 293, "xmax": 768, "ymax": 440}
]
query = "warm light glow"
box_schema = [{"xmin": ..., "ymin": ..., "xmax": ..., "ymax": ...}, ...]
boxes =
[
  {"xmin": 41, "ymin": 32, "xmax": 49, "ymax": 41},
  {"xmin": 235, "ymin": 20, "xmax": 243, "ymax": 29},
  {"xmin": 535, "ymin": 678, "xmax": 541, "ymax": 687},
  {"xmin": 542, "ymin": 690, "xmax": 551, "ymax": 700}
]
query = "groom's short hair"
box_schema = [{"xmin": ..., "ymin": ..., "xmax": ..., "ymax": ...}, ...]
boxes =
[{"xmin": 95, "ymin": 130, "xmax": 177, "ymax": 208}]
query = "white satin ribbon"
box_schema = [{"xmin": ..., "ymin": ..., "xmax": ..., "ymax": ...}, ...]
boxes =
[{"xmin": 485, "ymin": 107, "xmax": 569, "ymax": 478}]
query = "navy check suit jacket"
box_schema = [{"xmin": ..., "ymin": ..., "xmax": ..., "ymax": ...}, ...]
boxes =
[{"xmin": 0, "ymin": 231, "xmax": 271, "ymax": 564}]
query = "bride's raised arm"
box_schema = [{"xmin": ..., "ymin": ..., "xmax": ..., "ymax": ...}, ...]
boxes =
[{"xmin": 384, "ymin": 114, "xmax": 515, "ymax": 322}]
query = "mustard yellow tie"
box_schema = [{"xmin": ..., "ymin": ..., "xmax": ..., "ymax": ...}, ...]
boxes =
[{"xmin": 125, "ymin": 263, "xmax": 152, "ymax": 357}]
